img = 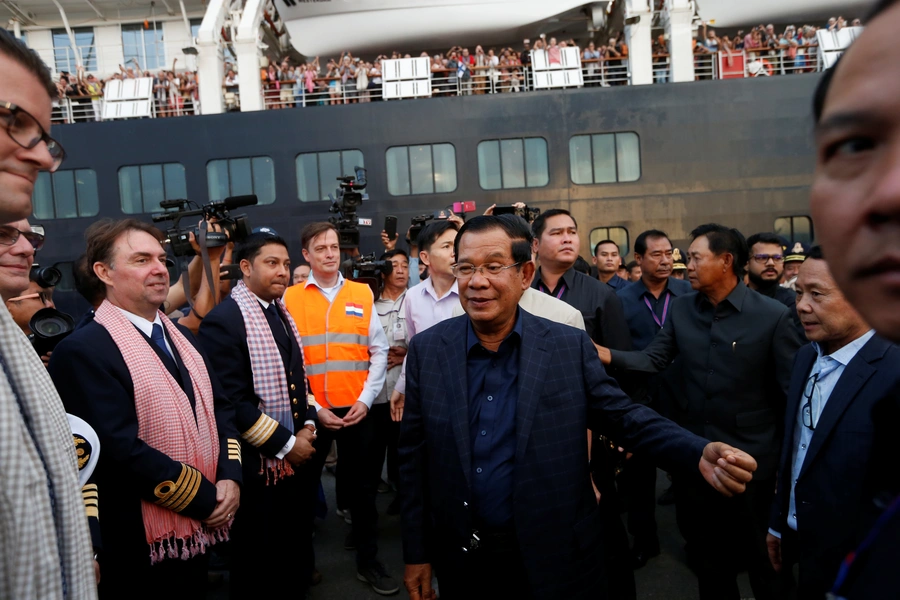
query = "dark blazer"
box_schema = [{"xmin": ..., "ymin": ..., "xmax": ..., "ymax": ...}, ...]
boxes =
[
  {"xmin": 198, "ymin": 295, "xmax": 317, "ymax": 480},
  {"xmin": 48, "ymin": 319, "xmax": 242, "ymax": 589},
  {"xmin": 399, "ymin": 310, "xmax": 708, "ymax": 600},
  {"xmin": 769, "ymin": 336, "xmax": 900, "ymax": 597},
  {"xmin": 609, "ymin": 284, "xmax": 802, "ymax": 480}
]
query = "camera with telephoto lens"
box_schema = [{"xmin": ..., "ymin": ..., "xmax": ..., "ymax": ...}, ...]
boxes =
[
  {"xmin": 351, "ymin": 252, "xmax": 392, "ymax": 297},
  {"xmin": 151, "ymin": 195, "xmax": 259, "ymax": 257},
  {"xmin": 29, "ymin": 307, "xmax": 76, "ymax": 357},
  {"xmin": 408, "ymin": 214, "xmax": 434, "ymax": 245},
  {"xmin": 31, "ymin": 264, "xmax": 61, "ymax": 288},
  {"xmin": 328, "ymin": 167, "xmax": 367, "ymax": 249}
]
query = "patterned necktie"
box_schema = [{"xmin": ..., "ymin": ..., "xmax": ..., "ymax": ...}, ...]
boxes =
[{"xmin": 151, "ymin": 324, "xmax": 174, "ymax": 362}]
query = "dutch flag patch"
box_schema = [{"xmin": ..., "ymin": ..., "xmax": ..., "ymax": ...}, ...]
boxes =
[{"xmin": 345, "ymin": 302, "xmax": 364, "ymax": 318}]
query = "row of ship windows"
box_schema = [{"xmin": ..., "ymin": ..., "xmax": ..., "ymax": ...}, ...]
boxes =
[{"xmin": 31, "ymin": 134, "xmax": 641, "ymax": 219}]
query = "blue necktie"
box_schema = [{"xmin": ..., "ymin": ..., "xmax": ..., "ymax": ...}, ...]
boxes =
[{"xmin": 151, "ymin": 324, "xmax": 174, "ymax": 362}]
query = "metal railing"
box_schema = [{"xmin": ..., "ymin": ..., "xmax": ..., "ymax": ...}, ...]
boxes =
[{"xmin": 51, "ymin": 94, "xmax": 199, "ymax": 124}]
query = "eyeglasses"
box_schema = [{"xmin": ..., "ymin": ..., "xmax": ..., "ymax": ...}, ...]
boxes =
[
  {"xmin": 0, "ymin": 101, "xmax": 66, "ymax": 172},
  {"xmin": 451, "ymin": 262, "xmax": 522, "ymax": 280},
  {"xmin": 751, "ymin": 254, "xmax": 784, "ymax": 264},
  {"xmin": 7, "ymin": 291, "xmax": 52, "ymax": 304},
  {"xmin": 0, "ymin": 225, "xmax": 44, "ymax": 251},
  {"xmin": 802, "ymin": 372, "xmax": 820, "ymax": 430}
]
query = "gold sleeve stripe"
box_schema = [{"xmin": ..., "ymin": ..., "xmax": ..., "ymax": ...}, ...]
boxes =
[
  {"xmin": 85, "ymin": 507, "xmax": 99, "ymax": 518},
  {"xmin": 82, "ymin": 483, "xmax": 98, "ymax": 492},
  {"xmin": 154, "ymin": 464, "xmax": 202, "ymax": 513},
  {"xmin": 82, "ymin": 490, "xmax": 99, "ymax": 500},
  {"xmin": 227, "ymin": 439, "xmax": 242, "ymax": 464},
  {"xmin": 242, "ymin": 414, "xmax": 279, "ymax": 447}
]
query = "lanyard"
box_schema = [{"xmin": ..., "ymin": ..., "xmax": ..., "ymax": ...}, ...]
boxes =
[
  {"xmin": 831, "ymin": 492, "xmax": 900, "ymax": 595},
  {"xmin": 538, "ymin": 281, "xmax": 566, "ymax": 299},
  {"xmin": 643, "ymin": 292, "xmax": 671, "ymax": 328}
]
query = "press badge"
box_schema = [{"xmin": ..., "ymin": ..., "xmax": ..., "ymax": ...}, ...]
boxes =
[{"xmin": 393, "ymin": 321, "xmax": 406, "ymax": 342}]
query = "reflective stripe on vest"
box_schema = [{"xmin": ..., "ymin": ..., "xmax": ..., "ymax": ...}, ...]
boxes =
[{"xmin": 283, "ymin": 280, "xmax": 373, "ymax": 409}]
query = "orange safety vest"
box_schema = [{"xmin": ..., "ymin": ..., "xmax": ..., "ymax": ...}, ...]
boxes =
[{"xmin": 283, "ymin": 280, "xmax": 372, "ymax": 409}]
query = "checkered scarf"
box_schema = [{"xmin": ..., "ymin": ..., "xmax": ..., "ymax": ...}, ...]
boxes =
[
  {"xmin": 93, "ymin": 300, "xmax": 226, "ymax": 564},
  {"xmin": 231, "ymin": 281, "xmax": 307, "ymax": 483},
  {"xmin": 0, "ymin": 305, "xmax": 97, "ymax": 599}
]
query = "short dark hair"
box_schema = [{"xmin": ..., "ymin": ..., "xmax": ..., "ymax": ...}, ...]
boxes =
[
  {"xmin": 73, "ymin": 253, "xmax": 105, "ymax": 306},
  {"xmin": 417, "ymin": 220, "xmax": 459, "ymax": 253},
  {"xmin": 625, "ymin": 260, "xmax": 640, "ymax": 274},
  {"xmin": 0, "ymin": 29, "xmax": 56, "ymax": 100},
  {"xmin": 300, "ymin": 222, "xmax": 337, "ymax": 250},
  {"xmin": 806, "ymin": 245, "xmax": 825, "ymax": 260},
  {"xmin": 235, "ymin": 232, "xmax": 289, "ymax": 265},
  {"xmin": 593, "ymin": 240, "xmax": 619, "ymax": 256},
  {"xmin": 532, "ymin": 208, "xmax": 576, "ymax": 240},
  {"xmin": 85, "ymin": 218, "xmax": 165, "ymax": 270},
  {"xmin": 634, "ymin": 229, "xmax": 670, "ymax": 256},
  {"xmin": 746, "ymin": 232, "xmax": 785, "ymax": 251},
  {"xmin": 380, "ymin": 249, "xmax": 409, "ymax": 262},
  {"xmin": 813, "ymin": 0, "xmax": 900, "ymax": 123},
  {"xmin": 455, "ymin": 215, "xmax": 533, "ymax": 266},
  {"xmin": 690, "ymin": 223, "xmax": 749, "ymax": 277},
  {"xmin": 573, "ymin": 256, "xmax": 592, "ymax": 275}
]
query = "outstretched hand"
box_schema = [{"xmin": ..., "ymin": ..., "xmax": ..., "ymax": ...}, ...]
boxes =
[{"xmin": 698, "ymin": 442, "xmax": 756, "ymax": 497}]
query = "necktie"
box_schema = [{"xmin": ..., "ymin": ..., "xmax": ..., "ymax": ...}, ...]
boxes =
[{"xmin": 151, "ymin": 324, "xmax": 174, "ymax": 362}]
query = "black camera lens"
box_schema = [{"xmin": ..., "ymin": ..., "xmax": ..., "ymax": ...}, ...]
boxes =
[
  {"xmin": 32, "ymin": 313, "xmax": 72, "ymax": 337},
  {"xmin": 31, "ymin": 265, "xmax": 62, "ymax": 288},
  {"xmin": 29, "ymin": 308, "xmax": 76, "ymax": 356}
]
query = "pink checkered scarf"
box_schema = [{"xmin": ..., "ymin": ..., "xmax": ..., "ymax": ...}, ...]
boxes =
[
  {"xmin": 231, "ymin": 281, "xmax": 307, "ymax": 483},
  {"xmin": 93, "ymin": 300, "xmax": 226, "ymax": 564}
]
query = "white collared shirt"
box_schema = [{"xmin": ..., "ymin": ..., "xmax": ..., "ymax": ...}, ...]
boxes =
[{"xmin": 115, "ymin": 306, "xmax": 173, "ymax": 357}]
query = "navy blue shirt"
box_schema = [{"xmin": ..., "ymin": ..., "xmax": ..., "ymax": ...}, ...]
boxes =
[
  {"xmin": 605, "ymin": 274, "xmax": 631, "ymax": 291},
  {"xmin": 466, "ymin": 313, "xmax": 522, "ymax": 529},
  {"xmin": 617, "ymin": 277, "xmax": 693, "ymax": 351}
]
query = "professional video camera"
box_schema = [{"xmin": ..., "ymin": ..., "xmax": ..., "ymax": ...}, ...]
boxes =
[
  {"xmin": 152, "ymin": 195, "xmax": 259, "ymax": 257},
  {"xmin": 408, "ymin": 214, "xmax": 434, "ymax": 244},
  {"xmin": 351, "ymin": 252, "xmax": 392, "ymax": 297},
  {"xmin": 328, "ymin": 167, "xmax": 367, "ymax": 249},
  {"xmin": 29, "ymin": 307, "xmax": 75, "ymax": 357},
  {"xmin": 492, "ymin": 204, "xmax": 542, "ymax": 223}
]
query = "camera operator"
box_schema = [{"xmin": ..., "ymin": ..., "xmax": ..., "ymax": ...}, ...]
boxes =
[
  {"xmin": 373, "ymin": 249, "xmax": 409, "ymax": 516},
  {"xmin": 165, "ymin": 221, "xmax": 230, "ymax": 334},
  {"xmin": 6, "ymin": 266, "xmax": 55, "ymax": 363}
]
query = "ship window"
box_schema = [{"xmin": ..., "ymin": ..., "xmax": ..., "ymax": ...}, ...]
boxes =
[
  {"xmin": 207, "ymin": 157, "xmax": 276, "ymax": 205},
  {"xmin": 31, "ymin": 169, "xmax": 99, "ymax": 220},
  {"xmin": 477, "ymin": 138, "xmax": 549, "ymax": 190},
  {"xmin": 295, "ymin": 150, "xmax": 365, "ymax": 202},
  {"xmin": 589, "ymin": 227, "xmax": 629, "ymax": 258},
  {"xmin": 386, "ymin": 144, "xmax": 457, "ymax": 196},
  {"xmin": 119, "ymin": 163, "xmax": 187, "ymax": 214},
  {"xmin": 569, "ymin": 132, "xmax": 641, "ymax": 184},
  {"xmin": 121, "ymin": 23, "xmax": 166, "ymax": 71},
  {"xmin": 51, "ymin": 28, "xmax": 97, "ymax": 73},
  {"xmin": 774, "ymin": 216, "xmax": 813, "ymax": 245}
]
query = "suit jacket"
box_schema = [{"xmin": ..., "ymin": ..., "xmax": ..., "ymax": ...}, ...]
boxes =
[
  {"xmin": 609, "ymin": 284, "xmax": 802, "ymax": 480},
  {"xmin": 198, "ymin": 295, "xmax": 317, "ymax": 481},
  {"xmin": 399, "ymin": 310, "xmax": 707, "ymax": 599},
  {"xmin": 770, "ymin": 336, "xmax": 900, "ymax": 596},
  {"xmin": 48, "ymin": 320, "xmax": 242, "ymax": 582}
]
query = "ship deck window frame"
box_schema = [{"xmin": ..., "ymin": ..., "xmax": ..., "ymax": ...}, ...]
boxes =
[
  {"xmin": 121, "ymin": 22, "xmax": 166, "ymax": 71},
  {"xmin": 51, "ymin": 27, "xmax": 97, "ymax": 73},
  {"xmin": 774, "ymin": 216, "xmax": 814, "ymax": 245},
  {"xmin": 295, "ymin": 149, "xmax": 365, "ymax": 202},
  {"xmin": 32, "ymin": 169, "xmax": 100, "ymax": 220},
  {"xmin": 206, "ymin": 156, "xmax": 276, "ymax": 206},
  {"xmin": 569, "ymin": 132, "xmax": 641, "ymax": 185},
  {"xmin": 589, "ymin": 226, "xmax": 630, "ymax": 259},
  {"xmin": 385, "ymin": 143, "xmax": 458, "ymax": 196},
  {"xmin": 118, "ymin": 162, "xmax": 187, "ymax": 215},
  {"xmin": 477, "ymin": 137, "xmax": 550, "ymax": 190}
]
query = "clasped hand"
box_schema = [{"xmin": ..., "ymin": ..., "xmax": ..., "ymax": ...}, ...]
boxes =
[
  {"xmin": 318, "ymin": 401, "xmax": 369, "ymax": 430},
  {"xmin": 698, "ymin": 441, "xmax": 757, "ymax": 497}
]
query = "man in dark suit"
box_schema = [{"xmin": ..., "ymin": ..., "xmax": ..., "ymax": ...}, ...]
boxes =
[
  {"xmin": 598, "ymin": 224, "xmax": 804, "ymax": 600},
  {"xmin": 766, "ymin": 246, "xmax": 900, "ymax": 599},
  {"xmin": 399, "ymin": 215, "xmax": 759, "ymax": 600},
  {"xmin": 198, "ymin": 232, "xmax": 318, "ymax": 597},
  {"xmin": 49, "ymin": 219, "xmax": 242, "ymax": 598}
]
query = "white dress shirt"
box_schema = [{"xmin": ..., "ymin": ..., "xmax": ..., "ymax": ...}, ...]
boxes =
[
  {"xmin": 116, "ymin": 306, "xmax": 173, "ymax": 357},
  {"xmin": 304, "ymin": 271, "xmax": 389, "ymax": 409}
]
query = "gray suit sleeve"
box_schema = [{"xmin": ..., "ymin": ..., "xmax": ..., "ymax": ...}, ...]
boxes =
[{"xmin": 608, "ymin": 314, "xmax": 679, "ymax": 373}]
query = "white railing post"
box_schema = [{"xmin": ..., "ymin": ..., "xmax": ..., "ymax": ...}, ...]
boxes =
[{"xmin": 664, "ymin": 0, "xmax": 695, "ymax": 82}]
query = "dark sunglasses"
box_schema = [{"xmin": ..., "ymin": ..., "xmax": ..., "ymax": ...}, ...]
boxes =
[
  {"xmin": 0, "ymin": 101, "xmax": 66, "ymax": 172},
  {"xmin": 0, "ymin": 225, "xmax": 45, "ymax": 251}
]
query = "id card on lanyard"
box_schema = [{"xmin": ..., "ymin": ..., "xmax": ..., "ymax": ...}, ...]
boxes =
[{"xmin": 643, "ymin": 292, "xmax": 670, "ymax": 328}]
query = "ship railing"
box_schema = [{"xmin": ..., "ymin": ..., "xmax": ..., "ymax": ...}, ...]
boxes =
[
  {"xmin": 693, "ymin": 52, "xmax": 718, "ymax": 80},
  {"xmin": 742, "ymin": 45, "xmax": 820, "ymax": 77},
  {"xmin": 51, "ymin": 96, "xmax": 102, "ymax": 123}
]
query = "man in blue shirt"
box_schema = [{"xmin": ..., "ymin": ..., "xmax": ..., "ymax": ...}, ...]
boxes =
[
  {"xmin": 616, "ymin": 229, "xmax": 693, "ymax": 569},
  {"xmin": 593, "ymin": 239, "xmax": 630, "ymax": 291}
]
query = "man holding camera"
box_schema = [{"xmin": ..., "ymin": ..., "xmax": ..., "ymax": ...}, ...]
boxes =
[
  {"xmin": 283, "ymin": 222, "xmax": 396, "ymax": 595},
  {"xmin": 198, "ymin": 231, "xmax": 319, "ymax": 596},
  {"xmin": 7, "ymin": 264, "xmax": 56, "ymax": 333},
  {"xmin": 49, "ymin": 218, "xmax": 243, "ymax": 598}
]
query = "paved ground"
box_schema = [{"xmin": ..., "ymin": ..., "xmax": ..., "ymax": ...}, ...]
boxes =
[{"xmin": 208, "ymin": 469, "xmax": 755, "ymax": 599}]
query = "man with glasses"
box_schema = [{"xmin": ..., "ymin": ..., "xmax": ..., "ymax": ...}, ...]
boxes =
[
  {"xmin": 765, "ymin": 246, "xmax": 900, "ymax": 599},
  {"xmin": 0, "ymin": 28, "xmax": 96, "ymax": 599},
  {"xmin": 399, "ymin": 215, "xmax": 759, "ymax": 600},
  {"xmin": 746, "ymin": 232, "xmax": 803, "ymax": 337}
]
